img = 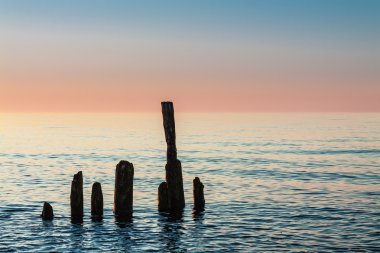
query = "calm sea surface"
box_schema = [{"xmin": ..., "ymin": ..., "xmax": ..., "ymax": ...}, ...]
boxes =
[{"xmin": 0, "ymin": 113, "xmax": 379, "ymax": 252}]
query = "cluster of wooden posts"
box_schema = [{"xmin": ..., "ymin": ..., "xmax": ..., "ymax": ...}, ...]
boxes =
[{"xmin": 41, "ymin": 102, "xmax": 205, "ymax": 222}]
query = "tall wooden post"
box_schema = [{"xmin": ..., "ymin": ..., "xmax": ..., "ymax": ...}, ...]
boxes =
[
  {"xmin": 70, "ymin": 171, "xmax": 83, "ymax": 223},
  {"xmin": 193, "ymin": 177, "xmax": 205, "ymax": 212},
  {"xmin": 91, "ymin": 182, "xmax": 103, "ymax": 221},
  {"xmin": 114, "ymin": 160, "xmax": 134, "ymax": 220},
  {"xmin": 41, "ymin": 202, "xmax": 54, "ymax": 220},
  {"xmin": 161, "ymin": 101, "xmax": 185, "ymax": 212},
  {"xmin": 162, "ymin": 101, "xmax": 177, "ymax": 162}
]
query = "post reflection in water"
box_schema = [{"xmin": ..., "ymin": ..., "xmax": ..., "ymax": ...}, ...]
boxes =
[
  {"xmin": 115, "ymin": 218, "xmax": 133, "ymax": 229},
  {"xmin": 191, "ymin": 211, "xmax": 206, "ymax": 252},
  {"xmin": 158, "ymin": 212, "xmax": 186, "ymax": 253},
  {"xmin": 71, "ymin": 217, "xmax": 83, "ymax": 225},
  {"xmin": 114, "ymin": 214, "xmax": 133, "ymax": 224},
  {"xmin": 86, "ymin": 220, "xmax": 104, "ymax": 250},
  {"xmin": 192, "ymin": 211, "xmax": 205, "ymax": 222},
  {"xmin": 69, "ymin": 223, "xmax": 85, "ymax": 251},
  {"xmin": 115, "ymin": 219, "xmax": 133, "ymax": 251},
  {"xmin": 41, "ymin": 219, "xmax": 54, "ymax": 228}
]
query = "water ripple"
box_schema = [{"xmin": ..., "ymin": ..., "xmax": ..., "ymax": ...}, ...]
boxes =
[{"xmin": 0, "ymin": 113, "xmax": 379, "ymax": 252}]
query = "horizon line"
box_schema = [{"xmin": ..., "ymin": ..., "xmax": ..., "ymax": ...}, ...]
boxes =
[{"xmin": 1, "ymin": 111, "xmax": 379, "ymax": 113}]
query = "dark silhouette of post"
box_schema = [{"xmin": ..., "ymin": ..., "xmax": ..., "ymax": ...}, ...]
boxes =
[
  {"xmin": 158, "ymin": 181, "xmax": 169, "ymax": 212},
  {"xmin": 165, "ymin": 160, "xmax": 185, "ymax": 211},
  {"xmin": 70, "ymin": 171, "xmax": 83, "ymax": 223},
  {"xmin": 193, "ymin": 177, "xmax": 205, "ymax": 212},
  {"xmin": 114, "ymin": 160, "xmax": 134, "ymax": 220},
  {"xmin": 91, "ymin": 182, "xmax": 103, "ymax": 221},
  {"xmin": 161, "ymin": 101, "xmax": 185, "ymax": 212},
  {"xmin": 162, "ymin": 101, "xmax": 177, "ymax": 162},
  {"xmin": 41, "ymin": 202, "xmax": 54, "ymax": 220}
]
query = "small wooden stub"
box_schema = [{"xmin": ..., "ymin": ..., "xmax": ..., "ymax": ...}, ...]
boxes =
[
  {"xmin": 41, "ymin": 202, "xmax": 54, "ymax": 220},
  {"xmin": 158, "ymin": 181, "xmax": 169, "ymax": 212},
  {"xmin": 193, "ymin": 177, "xmax": 205, "ymax": 212}
]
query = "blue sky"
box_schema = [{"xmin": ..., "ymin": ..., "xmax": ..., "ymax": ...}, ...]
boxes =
[{"xmin": 1, "ymin": 0, "xmax": 379, "ymax": 111}]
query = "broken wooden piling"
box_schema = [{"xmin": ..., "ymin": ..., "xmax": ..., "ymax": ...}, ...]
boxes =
[
  {"xmin": 41, "ymin": 202, "xmax": 54, "ymax": 220},
  {"xmin": 158, "ymin": 181, "xmax": 169, "ymax": 212},
  {"xmin": 91, "ymin": 182, "xmax": 103, "ymax": 221},
  {"xmin": 161, "ymin": 101, "xmax": 185, "ymax": 212},
  {"xmin": 114, "ymin": 160, "xmax": 134, "ymax": 220},
  {"xmin": 165, "ymin": 159, "xmax": 185, "ymax": 211},
  {"xmin": 193, "ymin": 177, "xmax": 205, "ymax": 212},
  {"xmin": 70, "ymin": 171, "xmax": 83, "ymax": 222},
  {"xmin": 162, "ymin": 101, "xmax": 177, "ymax": 162}
]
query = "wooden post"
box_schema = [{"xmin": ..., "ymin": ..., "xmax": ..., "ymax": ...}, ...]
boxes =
[
  {"xmin": 41, "ymin": 202, "xmax": 54, "ymax": 220},
  {"xmin": 114, "ymin": 160, "xmax": 134, "ymax": 220},
  {"xmin": 158, "ymin": 181, "xmax": 169, "ymax": 212},
  {"xmin": 165, "ymin": 159, "xmax": 185, "ymax": 211},
  {"xmin": 70, "ymin": 171, "xmax": 83, "ymax": 222},
  {"xmin": 162, "ymin": 101, "xmax": 177, "ymax": 162},
  {"xmin": 161, "ymin": 101, "xmax": 185, "ymax": 212},
  {"xmin": 193, "ymin": 177, "xmax": 205, "ymax": 212},
  {"xmin": 91, "ymin": 182, "xmax": 103, "ymax": 221}
]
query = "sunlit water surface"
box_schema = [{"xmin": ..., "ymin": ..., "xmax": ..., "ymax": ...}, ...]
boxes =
[{"xmin": 0, "ymin": 113, "xmax": 379, "ymax": 252}]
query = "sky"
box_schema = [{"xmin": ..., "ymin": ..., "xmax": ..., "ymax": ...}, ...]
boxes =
[{"xmin": 1, "ymin": 0, "xmax": 379, "ymax": 112}]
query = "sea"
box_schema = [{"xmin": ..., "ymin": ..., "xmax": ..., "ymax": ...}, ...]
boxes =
[{"xmin": 0, "ymin": 113, "xmax": 379, "ymax": 252}]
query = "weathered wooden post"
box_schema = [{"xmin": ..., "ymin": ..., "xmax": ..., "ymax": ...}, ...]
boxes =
[
  {"xmin": 91, "ymin": 182, "xmax": 103, "ymax": 221},
  {"xmin": 158, "ymin": 181, "xmax": 169, "ymax": 212},
  {"xmin": 165, "ymin": 160, "xmax": 185, "ymax": 211},
  {"xmin": 162, "ymin": 101, "xmax": 177, "ymax": 162},
  {"xmin": 114, "ymin": 160, "xmax": 134, "ymax": 220},
  {"xmin": 193, "ymin": 177, "xmax": 205, "ymax": 212},
  {"xmin": 41, "ymin": 202, "xmax": 54, "ymax": 220},
  {"xmin": 161, "ymin": 101, "xmax": 185, "ymax": 212},
  {"xmin": 70, "ymin": 171, "xmax": 83, "ymax": 222}
]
